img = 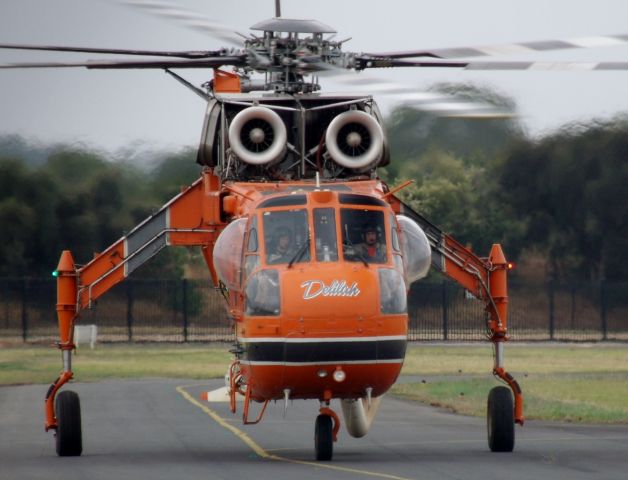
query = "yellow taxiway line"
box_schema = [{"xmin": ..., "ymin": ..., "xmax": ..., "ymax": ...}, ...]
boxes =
[{"xmin": 176, "ymin": 384, "xmax": 413, "ymax": 480}]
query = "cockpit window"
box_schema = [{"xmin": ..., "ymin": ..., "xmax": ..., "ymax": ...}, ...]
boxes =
[
  {"xmin": 258, "ymin": 194, "xmax": 307, "ymax": 208},
  {"xmin": 339, "ymin": 193, "xmax": 387, "ymax": 207},
  {"xmin": 340, "ymin": 209, "xmax": 387, "ymax": 264},
  {"xmin": 243, "ymin": 215, "xmax": 260, "ymax": 282},
  {"xmin": 263, "ymin": 209, "xmax": 310, "ymax": 265},
  {"xmin": 314, "ymin": 208, "xmax": 338, "ymax": 262},
  {"xmin": 247, "ymin": 216, "xmax": 259, "ymax": 252}
]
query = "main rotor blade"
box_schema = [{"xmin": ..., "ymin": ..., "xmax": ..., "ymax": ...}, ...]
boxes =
[
  {"xmin": 0, "ymin": 57, "xmax": 246, "ymax": 69},
  {"xmin": 364, "ymin": 33, "xmax": 628, "ymax": 60},
  {"xmin": 120, "ymin": 0, "xmax": 245, "ymax": 47},
  {"xmin": 358, "ymin": 59, "xmax": 628, "ymax": 71},
  {"xmin": 319, "ymin": 68, "xmax": 514, "ymax": 118},
  {"xmin": 0, "ymin": 42, "xmax": 224, "ymax": 59}
]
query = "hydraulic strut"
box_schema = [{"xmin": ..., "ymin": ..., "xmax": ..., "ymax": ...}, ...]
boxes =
[{"xmin": 395, "ymin": 199, "xmax": 524, "ymax": 426}]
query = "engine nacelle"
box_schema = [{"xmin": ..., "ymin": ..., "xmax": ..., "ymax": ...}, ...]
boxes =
[
  {"xmin": 228, "ymin": 106, "xmax": 287, "ymax": 165},
  {"xmin": 325, "ymin": 110, "xmax": 384, "ymax": 171}
]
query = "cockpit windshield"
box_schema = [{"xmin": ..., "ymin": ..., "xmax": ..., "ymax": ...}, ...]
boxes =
[
  {"xmin": 258, "ymin": 202, "xmax": 390, "ymax": 266},
  {"xmin": 341, "ymin": 209, "xmax": 387, "ymax": 264},
  {"xmin": 263, "ymin": 209, "xmax": 310, "ymax": 265}
]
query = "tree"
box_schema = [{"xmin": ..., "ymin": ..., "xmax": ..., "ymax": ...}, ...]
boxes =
[
  {"xmin": 383, "ymin": 83, "xmax": 525, "ymax": 258},
  {"xmin": 498, "ymin": 117, "xmax": 628, "ymax": 280}
]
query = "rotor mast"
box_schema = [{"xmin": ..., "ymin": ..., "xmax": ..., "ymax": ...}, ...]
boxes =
[{"xmin": 242, "ymin": 17, "xmax": 340, "ymax": 94}]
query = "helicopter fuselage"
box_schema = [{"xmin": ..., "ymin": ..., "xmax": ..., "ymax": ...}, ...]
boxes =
[{"xmin": 212, "ymin": 179, "xmax": 418, "ymax": 402}]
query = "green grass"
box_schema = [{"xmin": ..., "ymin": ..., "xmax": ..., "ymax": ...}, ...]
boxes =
[
  {"xmin": 2, "ymin": 342, "xmax": 628, "ymax": 423},
  {"xmin": 393, "ymin": 343, "xmax": 628, "ymax": 423},
  {"xmin": 0, "ymin": 344, "xmax": 231, "ymax": 385},
  {"xmin": 400, "ymin": 343, "xmax": 628, "ymax": 376}
]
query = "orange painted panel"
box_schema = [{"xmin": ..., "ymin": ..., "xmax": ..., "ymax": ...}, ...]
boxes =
[
  {"xmin": 242, "ymin": 363, "xmax": 403, "ymax": 401},
  {"xmin": 77, "ymin": 240, "xmax": 126, "ymax": 308}
]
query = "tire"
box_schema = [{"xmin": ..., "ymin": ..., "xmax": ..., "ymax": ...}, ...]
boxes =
[
  {"xmin": 487, "ymin": 386, "xmax": 514, "ymax": 452},
  {"xmin": 55, "ymin": 390, "xmax": 83, "ymax": 456},
  {"xmin": 314, "ymin": 414, "xmax": 333, "ymax": 461}
]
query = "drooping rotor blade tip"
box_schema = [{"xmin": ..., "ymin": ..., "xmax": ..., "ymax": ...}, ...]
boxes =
[
  {"xmin": 119, "ymin": 0, "xmax": 243, "ymax": 46},
  {"xmin": 392, "ymin": 95, "xmax": 516, "ymax": 119},
  {"xmin": 355, "ymin": 58, "xmax": 628, "ymax": 71},
  {"xmin": 363, "ymin": 32, "xmax": 628, "ymax": 60}
]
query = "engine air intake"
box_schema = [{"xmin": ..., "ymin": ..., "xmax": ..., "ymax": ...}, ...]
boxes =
[
  {"xmin": 326, "ymin": 110, "xmax": 384, "ymax": 170},
  {"xmin": 228, "ymin": 106, "xmax": 287, "ymax": 165}
]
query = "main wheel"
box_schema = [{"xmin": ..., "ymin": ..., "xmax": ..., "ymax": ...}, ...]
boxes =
[
  {"xmin": 55, "ymin": 390, "xmax": 83, "ymax": 456},
  {"xmin": 487, "ymin": 386, "xmax": 514, "ymax": 452},
  {"xmin": 314, "ymin": 414, "xmax": 333, "ymax": 461}
]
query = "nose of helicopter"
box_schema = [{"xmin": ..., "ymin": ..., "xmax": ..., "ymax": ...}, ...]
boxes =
[
  {"xmin": 240, "ymin": 263, "xmax": 408, "ymax": 401},
  {"xmin": 282, "ymin": 263, "xmax": 380, "ymax": 320}
]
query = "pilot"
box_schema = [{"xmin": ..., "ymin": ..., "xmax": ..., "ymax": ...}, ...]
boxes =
[
  {"xmin": 267, "ymin": 227, "xmax": 293, "ymax": 264},
  {"xmin": 357, "ymin": 225, "xmax": 386, "ymax": 262}
]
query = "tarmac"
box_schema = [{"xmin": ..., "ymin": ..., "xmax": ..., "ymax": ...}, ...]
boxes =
[{"xmin": 1, "ymin": 378, "xmax": 628, "ymax": 480}]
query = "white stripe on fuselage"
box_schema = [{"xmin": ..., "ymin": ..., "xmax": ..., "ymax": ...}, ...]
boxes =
[
  {"xmin": 237, "ymin": 335, "xmax": 407, "ymax": 343},
  {"xmin": 239, "ymin": 359, "xmax": 404, "ymax": 366}
]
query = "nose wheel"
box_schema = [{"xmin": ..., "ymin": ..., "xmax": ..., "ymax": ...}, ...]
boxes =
[
  {"xmin": 315, "ymin": 414, "xmax": 333, "ymax": 460},
  {"xmin": 487, "ymin": 386, "xmax": 514, "ymax": 452},
  {"xmin": 315, "ymin": 406, "xmax": 340, "ymax": 461}
]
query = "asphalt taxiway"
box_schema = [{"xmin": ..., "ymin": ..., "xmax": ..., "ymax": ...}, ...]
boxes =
[{"xmin": 1, "ymin": 379, "xmax": 627, "ymax": 480}]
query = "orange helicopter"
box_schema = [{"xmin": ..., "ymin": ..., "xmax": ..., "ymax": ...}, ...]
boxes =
[{"xmin": 0, "ymin": 1, "xmax": 568, "ymax": 461}]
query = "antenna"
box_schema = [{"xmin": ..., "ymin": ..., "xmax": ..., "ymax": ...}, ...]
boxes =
[{"xmin": 275, "ymin": 0, "xmax": 281, "ymax": 17}]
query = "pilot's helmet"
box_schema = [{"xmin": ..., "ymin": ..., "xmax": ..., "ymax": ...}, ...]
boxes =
[
  {"xmin": 363, "ymin": 224, "xmax": 379, "ymax": 236},
  {"xmin": 275, "ymin": 226, "xmax": 292, "ymax": 241}
]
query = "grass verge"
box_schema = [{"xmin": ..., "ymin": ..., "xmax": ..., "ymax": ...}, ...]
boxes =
[
  {"xmin": 393, "ymin": 343, "xmax": 628, "ymax": 423},
  {"xmin": 2, "ymin": 342, "xmax": 627, "ymax": 423},
  {"xmin": 0, "ymin": 343, "xmax": 231, "ymax": 385}
]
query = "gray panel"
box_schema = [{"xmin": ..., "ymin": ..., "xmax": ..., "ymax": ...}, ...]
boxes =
[
  {"xmin": 250, "ymin": 18, "xmax": 336, "ymax": 33},
  {"xmin": 125, "ymin": 209, "xmax": 168, "ymax": 276},
  {"xmin": 521, "ymin": 40, "xmax": 576, "ymax": 51},
  {"xmin": 466, "ymin": 62, "xmax": 532, "ymax": 70},
  {"xmin": 436, "ymin": 47, "xmax": 490, "ymax": 59},
  {"xmin": 126, "ymin": 237, "xmax": 167, "ymax": 276},
  {"xmin": 596, "ymin": 62, "xmax": 628, "ymax": 70}
]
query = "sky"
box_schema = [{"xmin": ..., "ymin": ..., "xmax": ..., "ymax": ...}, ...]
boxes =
[{"xmin": 1, "ymin": 0, "xmax": 628, "ymax": 154}]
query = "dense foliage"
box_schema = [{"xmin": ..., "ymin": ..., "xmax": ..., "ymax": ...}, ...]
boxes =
[
  {"xmin": 500, "ymin": 122, "xmax": 628, "ymax": 280},
  {"xmin": 1, "ymin": 88, "xmax": 627, "ymax": 280},
  {"xmin": 380, "ymin": 85, "xmax": 628, "ymax": 281},
  {"xmin": 0, "ymin": 144, "xmax": 201, "ymax": 278}
]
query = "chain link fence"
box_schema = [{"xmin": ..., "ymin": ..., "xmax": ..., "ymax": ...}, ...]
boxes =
[{"xmin": 1, "ymin": 278, "xmax": 627, "ymax": 343}]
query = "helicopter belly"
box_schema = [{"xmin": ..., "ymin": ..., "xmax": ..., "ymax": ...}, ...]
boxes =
[
  {"xmin": 238, "ymin": 314, "xmax": 407, "ymax": 400},
  {"xmin": 242, "ymin": 361, "xmax": 404, "ymax": 401}
]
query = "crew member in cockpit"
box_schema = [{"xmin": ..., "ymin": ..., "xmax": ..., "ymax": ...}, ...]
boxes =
[
  {"xmin": 357, "ymin": 225, "xmax": 387, "ymax": 262},
  {"xmin": 267, "ymin": 227, "xmax": 293, "ymax": 264}
]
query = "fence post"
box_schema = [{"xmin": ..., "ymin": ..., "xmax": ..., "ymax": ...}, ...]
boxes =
[
  {"xmin": 570, "ymin": 284, "xmax": 576, "ymax": 331},
  {"xmin": 182, "ymin": 279, "xmax": 188, "ymax": 343},
  {"xmin": 548, "ymin": 280, "xmax": 555, "ymax": 341},
  {"xmin": 600, "ymin": 280, "xmax": 608, "ymax": 341},
  {"xmin": 442, "ymin": 280, "xmax": 448, "ymax": 341},
  {"xmin": 21, "ymin": 278, "xmax": 28, "ymax": 342},
  {"xmin": 3, "ymin": 279, "xmax": 9, "ymax": 330},
  {"xmin": 126, "ymin": 281, "xmax": 134, "ymax": 342}
]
